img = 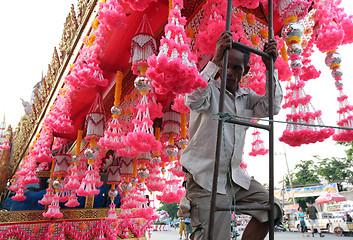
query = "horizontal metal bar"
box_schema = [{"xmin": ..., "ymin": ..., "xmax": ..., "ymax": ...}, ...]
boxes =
[
  {"xmin": 225, "ymin": 114, "xmax": 353, "ymax": 131},
  {"xmin": 232, "ymin": 41, "xmax": 270, "ymax": 59},
  {"xmin": 215, "ymin": 204, "xmax": 271, "ymax": 212},
  {"xmin": 225, "ymin": 119, "xmax": 270, "ymax": 131}
]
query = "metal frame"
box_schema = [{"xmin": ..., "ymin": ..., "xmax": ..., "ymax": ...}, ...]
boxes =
[{"xmin": 207, "ymin": 1, "xmax": 275, "ymax": 239}]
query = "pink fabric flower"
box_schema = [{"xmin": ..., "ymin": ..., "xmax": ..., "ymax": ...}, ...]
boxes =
[
  {"xmin": 98, "ymin": 0, "xmax": 126, "ymax": 31},
  {"xmin": 147, "ymin": 0, "xmax": 207, "ymax": 95}
]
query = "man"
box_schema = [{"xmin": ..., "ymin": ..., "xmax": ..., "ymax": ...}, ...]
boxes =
[
  {"xmin": 306, "ymin": 202, "xmax": 324, "ymax": 237},
  {"xmin": 180, "ymin": 31, "xmax": 283, "ymax": 240}
]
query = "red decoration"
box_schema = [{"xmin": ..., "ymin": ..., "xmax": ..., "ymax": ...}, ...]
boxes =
[
  {"xmin": 325, "ymin": 51, "xmax": 353, "ymax": 142},
  {"xmin": 249, "ymin": 130, "xmax": 269, "ymax": 156},
  {"xmin": 280, "ymin": 20, "xmax": 334, "ymax": 147},
  {"xmin": 97, "ymin": 0, "xmax": 126, "ymax": 31},
  {"xmin": 147, "ymin": 0, "xmax": 207, "ymax": 95}
]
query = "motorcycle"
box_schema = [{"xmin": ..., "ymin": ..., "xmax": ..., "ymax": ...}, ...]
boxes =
[{"xmin": 274, "ymin": 224, "xmax": 287, "ymax": 232}]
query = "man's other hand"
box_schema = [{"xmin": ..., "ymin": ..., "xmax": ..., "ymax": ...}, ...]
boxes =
[
  {"xmin": 262, "ymin": 39, "xmax": 278, "ymax": 69},
  {"xmin": 211, "ymin": 31, "xmax": 233, "ymax": 66}
]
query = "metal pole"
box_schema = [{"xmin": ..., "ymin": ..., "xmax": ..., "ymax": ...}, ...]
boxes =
[
  {"xmin": 225, "ymin": 119, "xmax": 270, "ymax": 130},
  {"xmin": 282, "ymin": 175, "xmax": 285, "ymax": 208},
  {"xmin": 231, "ymin": 41, "xmax": 270, "ymax": 59},
  {"xmin": 207, "ymin": 0, "xmax": 233, "ymax": 238},
  {"xmin": 283, "ymin": 149, "xmax": 296, "ymax": 204},
  {"xmin": 267, "ymin": 0, "xmax": 275, "ymax": 239},
  {"xmin": 276, "ymin": 149, "xmax": 296, "ymax": 204}
]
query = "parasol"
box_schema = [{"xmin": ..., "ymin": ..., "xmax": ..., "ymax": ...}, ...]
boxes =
[{"xmin": 315, "ymin": 192, "xmax": 346, "ymax": 204}]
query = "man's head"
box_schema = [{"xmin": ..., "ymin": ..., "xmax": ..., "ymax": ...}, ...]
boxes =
[
  {"xmin": 306, "ymin": 202, "xmax": 311, "ymax": 207},
  {"xmin": 219, "ymin": 43, "xmax": 250, "ymax": 94}
]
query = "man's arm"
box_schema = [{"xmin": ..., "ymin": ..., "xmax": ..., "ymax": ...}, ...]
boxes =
[
  {"xmin": 262, "ymin": 39, "xmax": 279, "ymax": 70},
  {"xmin": 211, "ymin": 31, "xmax": 233, "ymax": 66},
  {"xmin": 184, "ymin": 62, "xmax": 217, "ymax": 112},
  {"xmin": 248, "ymin": 39, "xmax": 283, "ymax": 117},
  {"xmin": 185, "ymin": 31, "xmax": 232, "ymax": 112}
]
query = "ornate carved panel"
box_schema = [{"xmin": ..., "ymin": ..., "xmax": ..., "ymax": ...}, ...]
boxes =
[
  {"xmin": 85, "ymin": 195, "xmax": 95, "ymax": 209},
  {"xmin": 0, "ymin": 208, "xmax": 115, "ymax": 223},
  {"xmin": 50, "ymin": 47, "xmax": 61, "ymax": 79},
  {"xmin": 77, "ymin": 0, "xmax": 90, "ymax": 26},
  {"xmin": 59, "ymin": 4, "xmax": 79, "ymax": 63}
]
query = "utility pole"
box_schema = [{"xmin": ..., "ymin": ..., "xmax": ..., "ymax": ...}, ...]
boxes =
[
  {"xmin": 283, "ymin": 149, "xmax": 296, "ymax": 204},
  {"xmin": 276, "ymin": 146, "xmax": 296, "ymax": 204},
  {"xmin": 282, "ymin": 175, "xmax": 285, "ymax": 207}
]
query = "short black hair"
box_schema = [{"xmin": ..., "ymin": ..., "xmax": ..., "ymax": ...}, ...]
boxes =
[{"xmin": 231, "ymin": 42, "xmax": 250, "ymax": 67}]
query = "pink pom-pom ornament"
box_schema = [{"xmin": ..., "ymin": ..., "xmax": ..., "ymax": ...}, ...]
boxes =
[{"xmin": 146, "ymin": 0, "xmax": 207, "ymax": 95}]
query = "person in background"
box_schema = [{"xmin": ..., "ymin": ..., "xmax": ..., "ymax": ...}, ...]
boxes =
[
  {"xmin": 179, "ymin": 217, "xmax": 187, "ymax": 240},
  {"xmin": 344, "ymin": 212, "xmax": 353, "ymax": 222},
  {"xmin": 174, "ymin": 217, "xmax": 179, "ymax": 229},
  {"xmin": 165, "ymin": 217, "xmax": 170, "ymax": 229},
  {"xmin": 285, "ymin": 218, "xmax": 292, "ymax": 232},
  {"xmin": 185, "ymin": 217, "xmax": 193, "ymax": 239},
  {"xmin": 171, "ymin": 218, "xmax": 175, "ymax": 228},
  {"xmin": 297, "ymin": 207, "xmax": 309, "ymax": 237},
  {"xmin": 306, "ymin": 202, "xmax": 324, "ymax": 237}
]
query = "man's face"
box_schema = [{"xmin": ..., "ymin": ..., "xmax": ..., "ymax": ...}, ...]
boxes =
[{"xmin": 219, "ymin": 48, "xmax": 249, "ymax": 94}]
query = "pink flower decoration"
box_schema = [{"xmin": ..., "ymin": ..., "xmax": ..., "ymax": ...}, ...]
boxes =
[
  {"xmin": 146, "ymin": 0, "xmax": 207, "ymax": 95},
  {"xmin": 333, "ymin": 130, "xmax": 353, "ymax": 142},
  {"xmin": 98, "ymin": 118, "xmax": 126, "ymax": 151},
  {"xmin": 121, "ymin": 0, "xmax": 157, "ymax": 11},
  {"xmin": 98, "ymin": 0, "xmax": 126, "ymax": 31},
  {"xmin": 279, "ymin": 128, "xmax": 335, "ymax": 147},
  {"xmin": 156, "ymin": 187, "xmax": 184, "ymax": 204},
  {"xmin": 172, "ymin": 95, "xmax": 190, "ymax": 114},
  {"xmin": 233, "ymin": 0, "xmax": 266, "ymax": 9},
  {"xmin": 301, "ymin": 65, "xmax": 321, "ymax": 81},
  {"xmin": 275, "ymin": 57, "xmax": 292, "ymax": 82},
  {"xmin": 12, "ymin": 189, "xmax": 26, "ymax": 201},
  {"xmin": 124, "ymin": 131, "xmax": 161, "ymax": 153},
  {"xmin": 341, "ymin": 16, "xmax": 353, "ymax": 45},
  {"xmin": 249, "ymin": 130, "xmax": 269, "ymax": 157}
]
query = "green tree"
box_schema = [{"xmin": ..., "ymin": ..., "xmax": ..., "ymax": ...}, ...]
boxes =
[
  {"xmin": 290, "ymin": 160, "xmax": 321, "ymax": 187},
  {"xmin": 158, "ymin": 202, "xmax": 179, "ymax": 219},
  {"xmin": 338, "ymin": 141, "xmax": 353, "ymax": 161},
  {"xmin": 279, "ymin": 159, "xmax": 321, "ymax": 206},
  {"xmin": 315, "ymin": 155, "xmax": 353, "ymax": 191},
  {"xmin": 296, "ymin": 197, "xmax": 316, "ymax": 210},
  {"xmin": 282, "ymin": 173, "xmax": 295, "ymax": 188}
]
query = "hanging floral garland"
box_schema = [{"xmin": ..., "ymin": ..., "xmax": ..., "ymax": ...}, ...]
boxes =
[
  {"xmin": 124, "ymin": 67, "xmax": 161, "ymax": 154},
  {"xmin": 99, "ymin": 71, "xmax": 127, "ymax": 151},
  {"xmin": 147, "ymin": 0, "xmax": 207, "ymax": 95},
  {"xmin": 325, "ymin": 51, "xmax": 353, "ymax": 142},
  {"xmin": 279, "ymin": 13, "xmax": 334, "ymax": 146},
  {"xmin": 249, "ymin": 127, "xmax": 269, "ymax": 157}
]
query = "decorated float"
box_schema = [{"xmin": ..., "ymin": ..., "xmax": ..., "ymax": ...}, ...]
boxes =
[{"xmin": 0, "ymin": 0, "xmax": 353, "ymax": 239}]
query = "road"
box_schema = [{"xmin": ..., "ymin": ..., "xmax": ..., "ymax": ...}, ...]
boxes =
[{"xmin": 148, "ymin": 228, "xmax": 353, "ymax": 240}]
